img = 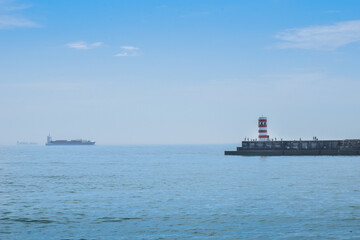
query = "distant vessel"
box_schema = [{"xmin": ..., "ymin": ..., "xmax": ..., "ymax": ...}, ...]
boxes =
[
  {"xmin": 17, "ymin": 141, "xmax": 37, "ymax": 145},
  {"xmin": 46, "ymin": 135, "xmax": 95, "ymax": 146},
  {"xmin": 225, "ymin": 117, "xmax": 360, "ymax": 156}
]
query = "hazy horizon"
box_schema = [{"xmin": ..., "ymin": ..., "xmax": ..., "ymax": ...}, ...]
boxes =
[{"xmin": 1, "ymin": 0, "xmax": 360, "ymax": 145}]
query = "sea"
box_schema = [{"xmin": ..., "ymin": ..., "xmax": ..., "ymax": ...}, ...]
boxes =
[{"xmin": 1, "ymin": 145, "xmax": 359, "ymax": 240}]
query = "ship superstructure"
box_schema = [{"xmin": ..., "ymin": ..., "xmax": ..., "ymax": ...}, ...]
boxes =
[
  {"xmin": 225, "ymin": 117, "xmax": 360, "ymax": 156},
  {"xmin": 46, "ymin": 135, "xmax": 95, "ymax": 146}
]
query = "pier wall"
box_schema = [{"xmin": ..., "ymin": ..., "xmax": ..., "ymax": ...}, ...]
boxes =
[{"xmin": 225, "ymin": 139, "xmax": 360, "ymax": 156}]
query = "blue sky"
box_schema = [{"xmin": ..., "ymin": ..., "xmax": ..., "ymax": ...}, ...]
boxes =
[{"xmin": 1, "ymin": 0, "xmax": 360, "ymax": 145}]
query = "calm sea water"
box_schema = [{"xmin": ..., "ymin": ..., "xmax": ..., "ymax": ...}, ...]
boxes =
[{"xmin": 1, "ymin": 145, "xmax": 359, "ymax": 239}]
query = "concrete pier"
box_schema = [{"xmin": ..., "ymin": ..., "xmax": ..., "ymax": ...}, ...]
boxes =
[{"xmin": 225, "ymin": 139, "xmax": 360, "ymax": 156}]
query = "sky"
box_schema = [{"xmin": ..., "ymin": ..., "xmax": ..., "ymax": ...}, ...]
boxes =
[{"xmin": 1, "ymin": 0, "xmax": 360, "ymax": 145}]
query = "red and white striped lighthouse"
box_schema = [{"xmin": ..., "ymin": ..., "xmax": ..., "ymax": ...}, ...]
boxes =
[{"xmin": 258, "ymin": 116, "xmax": 269, "ymax": 141}]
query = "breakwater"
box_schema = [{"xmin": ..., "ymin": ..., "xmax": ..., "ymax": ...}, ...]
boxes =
[{"xmin": 225, "ymin": 139, "xmax": 360, "ymax": 156}]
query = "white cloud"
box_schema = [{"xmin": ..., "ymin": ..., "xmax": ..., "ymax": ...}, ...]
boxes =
[
  {"xmin": 0, "ymin": 15, "xmax": 38, "ymax": 29},
  {"xmin": 115, "ymin": 52, "xmax": 129, "ymax": 57},
  {"xmin": 275, "ymin": 20, "xmax": 360, "ymax": 50},
  {"xmin": 67, "ymin": 41, "xmax": 103, "ymax": 50},
  {"xmin": 115, "ymin": 52, "xmax": 139, "ymax": 57},
  {"xmin": 67, "ymin": 41, "xmax": 88, "ymax": 50},
  {"xmin": 91, "ymin": 42, "xmax": 103, "ymax": 47},
  {"xmin": 0, "ymin": 1, "xmax": 38, "ymax": 29},
  {"xmin": 325, "ymin": 10, "xmax": 340, "ymax": 14},
  {"xmin": 2, "ymin": 4, "xmax": 32, "ymax": 11},
  {"xmin": 115, "ymin": 46, "xmax": 140, "ymax": 57},
  {"xmin": 121, "ymin": 46, "xmax": 139, "ymax": 50}
]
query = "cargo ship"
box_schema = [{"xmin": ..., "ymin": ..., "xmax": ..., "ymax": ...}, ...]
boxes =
[
  {"xmin": 225, "ymin": 117, "xmax": 360, "ymax": 156},
  {"xmin": 46, "ymin": 135, "xmax": 95, "ymax": 146},
  {"xmin": 17, "ymin": 141, "xmax": 37, "ymax": 145}
]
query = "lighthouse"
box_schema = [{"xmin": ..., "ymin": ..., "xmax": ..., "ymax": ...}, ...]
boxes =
[{"xmin": 258, "ymin": 117, "xmax": 269, "ymax": 141}]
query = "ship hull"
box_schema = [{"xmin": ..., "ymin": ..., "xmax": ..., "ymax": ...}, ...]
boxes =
[{"xmin": 46, "ymin": 142, "xmax": 95, "ymax": 146}]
